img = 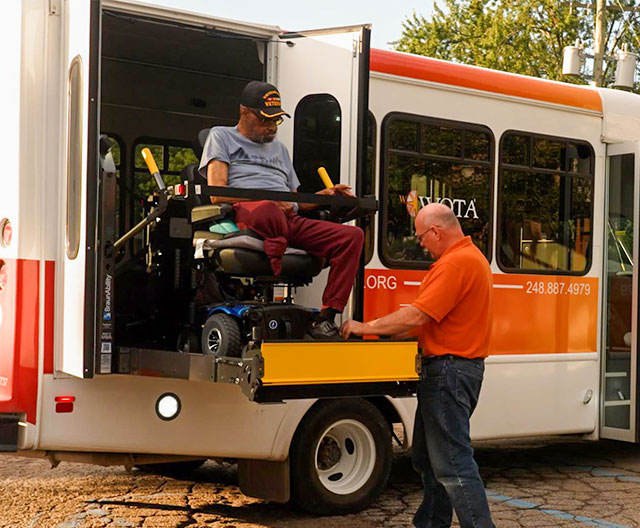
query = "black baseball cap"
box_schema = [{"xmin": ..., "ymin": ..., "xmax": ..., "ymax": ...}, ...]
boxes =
[{"xmin": 240, "ymin": 81, "xmax": 290, "ymax": 119}]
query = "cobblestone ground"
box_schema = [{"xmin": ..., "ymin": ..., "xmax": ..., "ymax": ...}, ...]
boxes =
[{"xmin": 2, "ymin": 438, "xmax": 640, "ymax": 527}]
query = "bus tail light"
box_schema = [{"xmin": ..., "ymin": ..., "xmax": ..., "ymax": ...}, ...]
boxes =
[{"xmin": 55, "ymin": 396, "xmax": 75, "ymax": 413}]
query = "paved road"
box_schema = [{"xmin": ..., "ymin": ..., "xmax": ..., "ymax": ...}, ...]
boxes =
[{"xmin": 2, "ymin": 438, "xmax": 640, "ymax": 528}]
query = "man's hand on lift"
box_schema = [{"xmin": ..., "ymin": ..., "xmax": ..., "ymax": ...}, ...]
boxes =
[
  {"xmin": 341, "ymin": 307, "xmax": 430, "ymax": 340},
  {"xmin": 340, "ymin": 320, "xmax": 368, "ymax": 339}
]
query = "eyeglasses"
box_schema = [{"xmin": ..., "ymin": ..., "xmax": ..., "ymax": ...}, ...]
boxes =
[
  {"xmin": 415, "ymin": 225, "xmax": 441, "ymax": 242},
  {"xmin": 249, "ymin": 108, "xmax": 284, "ymax": 127}
]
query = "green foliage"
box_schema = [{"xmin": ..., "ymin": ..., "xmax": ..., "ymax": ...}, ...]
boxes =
[
  {"xmin": 132, "ymin": 143, "xmax": 197, "ymax": 221},
  {"xmin": 394, "ymin": 0, "xmax": 640, "ymax": 87}
]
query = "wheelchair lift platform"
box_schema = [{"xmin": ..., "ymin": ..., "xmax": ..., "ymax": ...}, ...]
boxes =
[{"xmin": 117, "ymin": 340, "xmax": 419, "ymax": 403}]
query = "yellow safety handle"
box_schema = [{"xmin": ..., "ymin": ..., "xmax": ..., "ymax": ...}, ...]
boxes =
[
  {"xmin": 141, "ymin": 148, "xmax": 160, "ymax": 175},
  {"xmin": 141, "ymin": 147, "xmax": 166, "ymax": 191},
  {"xmin": 317, "ymin": 167, "xmax": 334, "ymax": 189}
]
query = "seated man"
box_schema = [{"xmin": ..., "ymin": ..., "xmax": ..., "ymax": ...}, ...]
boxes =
[{"xmin": 198, "ymin": 80, "xmax": 364, "ymax": 338}]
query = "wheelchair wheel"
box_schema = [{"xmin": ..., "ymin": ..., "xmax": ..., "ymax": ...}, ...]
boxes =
[{"xmin": 201, "ymin": 313, "xmax": 241, "ymax": 357}]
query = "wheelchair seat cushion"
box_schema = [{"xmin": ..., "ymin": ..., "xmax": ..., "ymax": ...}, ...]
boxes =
[
  {"xmin": 199, "ymin": 230, "xmax": 307, "ymax": 256},
  {"xmin": 214, "ymin": 248, "xmax": 324, "ymax": 282},
  {"xmin": 193, "ymin": 229, "xmax": 324, "ymax": 283}
]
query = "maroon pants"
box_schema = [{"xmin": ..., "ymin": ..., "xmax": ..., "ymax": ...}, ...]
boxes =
[{"xmin": 234, "ymin": 201, "xmax": 364, "ymax": 312}]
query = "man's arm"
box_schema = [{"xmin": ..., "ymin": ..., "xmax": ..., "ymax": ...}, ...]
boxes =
[
  {"xmin": 207, "ymin": 160, "xmax": 245, "ymax": 205},
  {"xmin": 340, "ymin": 306, "xmax": 430, "ymax": 339}
]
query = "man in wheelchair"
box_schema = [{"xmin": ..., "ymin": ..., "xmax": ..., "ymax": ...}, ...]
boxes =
[{"xmin": 198, "ymin": 81, "xmax": 364, "ymax": 339}]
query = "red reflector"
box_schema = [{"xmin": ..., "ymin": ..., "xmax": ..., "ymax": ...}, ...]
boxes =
[
  {"xmin": 0, "ymin": 261, "xmax": 6, "ymax": 292},
  {"xmin": 55, "ymin": 396, "xmax": 75, "ymax": 402},
  {"xmin": 56, "ymin": 402, "xmax": 73, "ymax": 413},
  {"xmin": 175, "ymin": 184, "xmax": 186, "ymax": 196}
]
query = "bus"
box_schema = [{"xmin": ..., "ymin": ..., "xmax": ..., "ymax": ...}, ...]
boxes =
[{"xmin": 1, "ymin": 0, "xmax": 639, "ymax": 515}]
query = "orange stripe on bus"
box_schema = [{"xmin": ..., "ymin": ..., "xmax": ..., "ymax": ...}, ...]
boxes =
[
  {"xmin": 363, "ymin": 269, "xmax": 598, "ymax": 356},
  {"xmin": 370, "ymin": 48, "xmax": 603, "ymax": 113}
]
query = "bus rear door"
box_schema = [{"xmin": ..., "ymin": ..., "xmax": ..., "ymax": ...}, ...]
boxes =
[
  {"xmin": 274, "ymin": 25, "xmax": 370, "ymax": 314},
  {"xmin": 601, "ymin": 141, "xmax": 640, "ymax": 441},
  {"xmin": 59, "ymin": 0, "xmax": 101, "ymax": 378}
]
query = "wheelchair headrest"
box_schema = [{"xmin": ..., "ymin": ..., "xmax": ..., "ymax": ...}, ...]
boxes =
[
  {"xmin": 193, "ymin": 128, "xmax": 211, "ymax": 159},
  {"xmin": 182, "ymin": 164, "xmax": 206, "ymax": 186}
]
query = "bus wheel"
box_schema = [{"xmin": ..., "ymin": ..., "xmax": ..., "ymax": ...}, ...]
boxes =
[
  {"xmin": 290, "ymin": 398, "xmax": 392, "ymax": 515},
  {"xmin": 201, "ymin": 313, "xmax": 241, "ymax": 357}
]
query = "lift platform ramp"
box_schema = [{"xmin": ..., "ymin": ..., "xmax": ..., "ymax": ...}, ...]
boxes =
[{"xmin": 117, "ymin": 340, "xmax": 420, "ymax": 402}]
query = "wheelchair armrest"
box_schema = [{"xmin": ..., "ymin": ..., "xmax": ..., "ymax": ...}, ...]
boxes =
[
  {"xmin": 298, "ymin": 208, "xmax": 331, "ymax": 221},
  {"xmin": 191, "ymin": 203, "xmax": 234, "ymax": 226}
]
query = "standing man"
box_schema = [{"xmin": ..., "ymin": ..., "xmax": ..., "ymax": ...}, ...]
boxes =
[
  {"xmin": 340, "ymin": 203, "xmax": 495, "ymax": 528},
  {"xmin": 199, "ymin": 81, "xmax": 363, "ymax": 338}
]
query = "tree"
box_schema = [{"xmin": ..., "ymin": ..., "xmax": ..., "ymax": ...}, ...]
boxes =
[{"xmin": 394, "ymin": 0, "xmax": 640, "ymax": 87}]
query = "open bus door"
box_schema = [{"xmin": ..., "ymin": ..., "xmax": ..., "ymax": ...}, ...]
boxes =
[
  {"xmin": 601, "ymin": 142, "xmax": 640, "ymax": 441},
  {"xmin": 274, "ymin": 25, "xmax": 371, "ymax": 315},
  {"xmin": 59, "ymin": 0, "xmax": 101, "ymax": 378}
]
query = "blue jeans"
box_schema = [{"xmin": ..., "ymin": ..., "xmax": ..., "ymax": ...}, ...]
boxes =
[{"xmin": 411, "ymin": 355, "xmax": 495, "ymax": 528}]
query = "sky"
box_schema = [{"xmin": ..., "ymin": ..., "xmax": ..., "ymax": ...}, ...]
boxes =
[{"xmin": 135, "ymin": 0, "xmax": 434, "ymax": 50}]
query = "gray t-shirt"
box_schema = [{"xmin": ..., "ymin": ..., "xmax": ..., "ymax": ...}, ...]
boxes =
[{"xmin": 198, "ymin": 126, "xmax": 300, "ymax": 192}]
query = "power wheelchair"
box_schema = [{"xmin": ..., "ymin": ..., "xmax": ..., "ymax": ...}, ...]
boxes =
[{"xmin": 112, "ymin": 130, "xmax": 377, "ymax": 360}]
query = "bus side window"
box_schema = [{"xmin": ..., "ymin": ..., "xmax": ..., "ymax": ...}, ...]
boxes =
[
  {"xmin": 101, "ymin": 134, "xmax": 124, "ymax": 239},
  {"xmin": 293, "ymin": 94, "xmax": 341, "ymax": 193},
  {"xmin": 498, "ymin": 132, "xmax": 594, "ymax": 274},
  {"xmin": 379, "ymin": 113, "xmax": 494, "ymax": 269},
  {"xmin": 129, "ymin": 140, "xmax": 197, "ymax": 250}
]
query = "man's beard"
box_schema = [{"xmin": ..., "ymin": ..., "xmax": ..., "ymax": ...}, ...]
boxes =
[{"xmin": 248, "ymin": 132, "xmax": 275, "ymax": 144}]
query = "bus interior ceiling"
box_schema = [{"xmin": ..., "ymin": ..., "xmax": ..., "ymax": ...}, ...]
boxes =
[
  {"xmin": 100, "ymin": 10, "xmax": 266, "ymax": 147},
  {"xmin": 99, "ymin": 11, "xmax": 266, "ymax": 351}
]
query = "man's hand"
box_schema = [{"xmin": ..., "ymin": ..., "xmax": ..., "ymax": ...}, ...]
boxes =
[
  {"xmin": 317, "ymin": 184, "xmax": 354, "ymax": 197},
  {"xmin": 340, "ymin": 320, "xmax": 368, "ymax": 339},
  {"xmin": 275, "ymin": 201, "xmax": 296, "ymax": 216}
]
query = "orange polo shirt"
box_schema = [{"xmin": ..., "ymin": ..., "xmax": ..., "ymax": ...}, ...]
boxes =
[{"xmin": 412, "ymin": 236, "xmax": 493, "ymax": 359}]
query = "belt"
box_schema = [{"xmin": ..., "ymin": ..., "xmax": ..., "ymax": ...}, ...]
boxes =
[{"xmin": 421, "ymin": 354, "xmax": 484, "ymax": 362}]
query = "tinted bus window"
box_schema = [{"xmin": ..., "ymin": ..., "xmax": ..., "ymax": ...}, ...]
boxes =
[
  {"xmin": 380, "ymin": 114, "xmax": 493, "ymax": 268},
  {"xmin": 293, "ymin": 94, "xmax": 341, "ymax": 192},
  {"xmin": 498, "ymin": 132, "xmax": 594, "ymax": 274},
  {"xmin": 131, "ymin": 140, "xmax": 197, "ymax": 224},
  {"xmin": 66, "ymin": 55, "xmax": 84, "ymax": 260},
  {"xmin": 364, "ymin": 112, "xmax": 376, "ymax": 264}
]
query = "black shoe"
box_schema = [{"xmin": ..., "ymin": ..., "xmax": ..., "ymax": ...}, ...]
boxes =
[{"xmin": 307, "ymin": 319, "xmax": 341, "ymax": 340}]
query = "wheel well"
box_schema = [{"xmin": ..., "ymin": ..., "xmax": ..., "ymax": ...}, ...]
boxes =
[
  {"xmin": 364, "ymin": 396, "xmax": 402, "ymax": 426},
  {"xmin": 289, "ymin": 397, "xmax": 403, "ymax": 453}
]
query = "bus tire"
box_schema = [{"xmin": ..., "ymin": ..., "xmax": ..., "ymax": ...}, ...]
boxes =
[
  {"xmin": 290, "ymin": 398, "xmax": 392, "ymax": 515},
  {"xmin": 201, "ymin": 313, "xmax": 241, "ymax": 357}
]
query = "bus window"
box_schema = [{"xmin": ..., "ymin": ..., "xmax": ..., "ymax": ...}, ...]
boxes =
[
  {"xmin": 293, "ymin": 94, "xmax": 341, "ymax": 192},
  {"xmin": 498, "ymin": 132, "xmax": 594, "ymax": 274},
  {"xmin": 131, "ymin": 140, "xmax": 197, "ymax": 227},
  {"xmin": 103, "ymin": 134, "xmax": 124, "ymax": 239},
  {"xmin": 380, "ymin": 114, "xmax": 493, "ymax": 268},
  {"xmin": 66, "ymin": 55, "xmax": 83, "ymax": 260},
  {"xmin": 364, "ymin": 111, "xmax": 376, "ymax": 265}
]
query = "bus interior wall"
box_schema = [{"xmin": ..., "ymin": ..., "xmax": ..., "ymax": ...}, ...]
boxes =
[{"xmin": 99, "ymin": 10, "xmax": 266, "ymax": 352}]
